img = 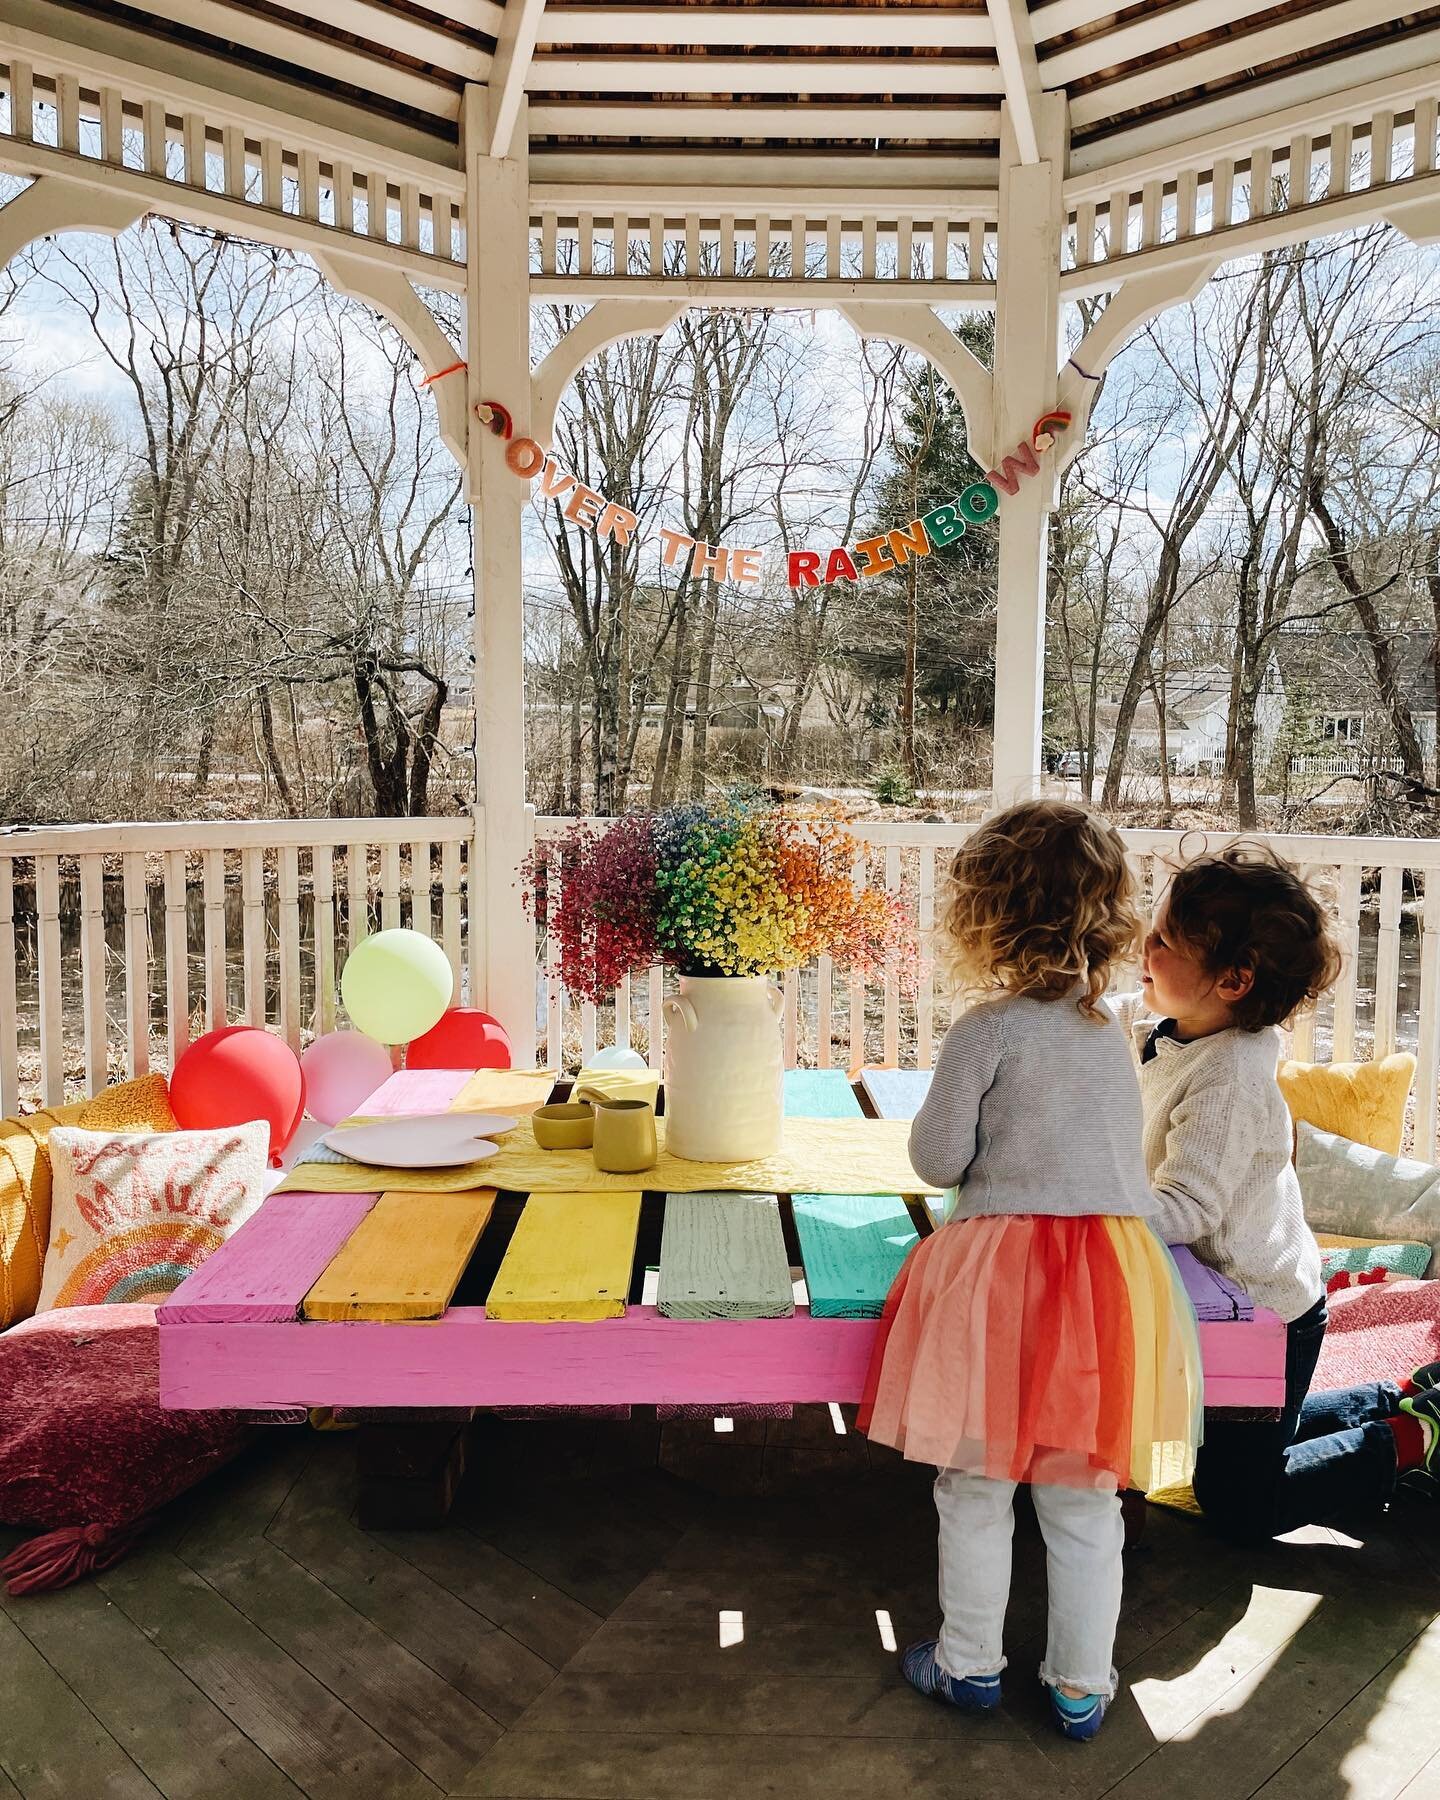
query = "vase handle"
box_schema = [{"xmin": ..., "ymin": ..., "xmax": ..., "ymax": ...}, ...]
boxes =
[
  {"xmin": 663, "ymin": 997, "xmax": 698, "ymax": 1034},
  {"xmin": 767, "ymin": 982, "xmax": 784, "ymax": 1020}
]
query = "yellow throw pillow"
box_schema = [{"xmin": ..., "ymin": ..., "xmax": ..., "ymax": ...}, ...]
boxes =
[
  {"xmin": 0, "ymin": 1103, "xmax": 87, "ymax": 1331},
  {"xmin": 1277, "ymin": 1053, "xmax": 1414, "ymax": 1157},
  {"xmin": 81, "ymin": 1072, "xmax": 179, "ymax": 1135}
]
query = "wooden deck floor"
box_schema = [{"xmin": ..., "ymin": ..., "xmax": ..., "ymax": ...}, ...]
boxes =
[{"xmin": 3, "ymin": 1414, "xmax": 1440, "ymax": 1800}]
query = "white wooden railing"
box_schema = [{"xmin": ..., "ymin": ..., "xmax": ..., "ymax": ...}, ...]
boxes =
[{"xmin": 7, "ymin": 813, "xmax": 1440, "ymax": 1156}]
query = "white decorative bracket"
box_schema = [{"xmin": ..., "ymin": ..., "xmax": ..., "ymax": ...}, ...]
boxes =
[
  {"xmin": 0, "ymin": 174, "xmax": 145, "ymax": 270},
  {"xmin": 530, "ymin": 298, "xmax": 688, "ymax": 445},
  {"xmin": 311, "ymin": 248, "xmax": 468, "ymax": 471},
  {"xmin": 1383, "ymin": 192, "xmax": 1440, "ymax": 246},
  {"xmin": 835, "ymin": 300, "xmax": 995, "ymax": 469},
  {"xmin": 1056, "ymin": 258, "xmax": 1225, "ymax": 469}
]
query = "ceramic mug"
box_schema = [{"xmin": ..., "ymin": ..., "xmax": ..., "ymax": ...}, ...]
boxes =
[
  {"xmin": 587, "ymin": 1097, "xmax": 658, "ymax": 1173},
  {"xmin": 532, "ymin": 1101, "xmax": 595, "ymax": 1150}
]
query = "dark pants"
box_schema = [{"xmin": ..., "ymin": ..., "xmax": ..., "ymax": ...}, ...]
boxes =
[{"xmin": 1192, "ymin": 1296, "xmax": 1402, "ymax": 1542}]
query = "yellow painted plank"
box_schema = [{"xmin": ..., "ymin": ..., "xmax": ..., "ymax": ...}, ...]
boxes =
[
  {"xmin": 302, "ymin": 1188, "xmax": 497, "ymax": 1321},
  {"xmin": 485, "ymin": 1192, "xmax": 642, "ymax": 1322}
]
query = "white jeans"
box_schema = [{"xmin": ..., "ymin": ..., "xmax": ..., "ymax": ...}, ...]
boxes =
[{"xmin": 934, "ymin": 1468, "xmax": 1123, "ymax": 1697}]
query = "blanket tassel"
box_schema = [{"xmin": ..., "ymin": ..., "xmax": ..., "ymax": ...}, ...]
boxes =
[{"xmin": 1, "ymin": 1519, "xmax": 149, "ymax": 1595}]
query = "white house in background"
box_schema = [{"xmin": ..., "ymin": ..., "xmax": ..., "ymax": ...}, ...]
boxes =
[
  {"xmin": 1091, "ymin": 665, "xmax": 1284, "ymax": 775},
  {"xmin": 1271, "ymin": 629, "xmax": 1439, "ymax": 774}
]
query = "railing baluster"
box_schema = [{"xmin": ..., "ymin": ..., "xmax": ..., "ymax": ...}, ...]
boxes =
[
  {"xmin": 313, "ymin": 846, "xmax": 337, "ymax": 1037},
  {"xmin": 57, "ymin": 73, "xmax": 81, "ymax": 154},
  {"xmin": 347, "ymin": 840, "xmax": 369, "ymax": 957},
  {"xmin": 299, "ymin": 147, "xmax": 320, "ymax": 219},
  {"xmin": 123, "ymin": 850, "xmax": 150, "ymax": 1077},
  {"xmin": 1075, "ymin": 199, "xmax": 1096, "ymax": 266},
  {"xmin": 37, "ymin": 856, "xmax": 64, "ymax": 1106},
  {"xmin": 380, "ymin": 841, "xmax": 401, "ymax": 930},
  {"xmin": 1332, "ymin": 863, "xmax": 1362, "ymax": 1062},
  {"xmin": 368, "ymin": 170, "xmax": 389, "ymax": 239},
  {"xmin": 649, "ymin": 213, "xmax": 664, "ymax": 275},
  {"xmin": 930, "ymin": 216, "xmax": 947, "ymax": 281},
  {"xmin": 1288, "ymin": 133, "xmax": 1313, "ymax": 207},
  {"xmin": 10, "ymin": 60, "xmax": 33, "ymax": 142},
  {"xmin": 1211, "ymin": 158, "xmax": 1234, "ymax": 228},
  {"xmin": 0, "ymin": 858, "xmax": 16, "ymax": 1117},
  {"xmin": 918, "ymin": 846, "xmax": 935, "ymax": 1069},
  {"xmin": 441, "ymin": 838, "xmax": 463, "ymax": 998},
  {"xmin": 183, "ymin": 112, "xmax": 207, "ymax": 187},
  {"xmin": 848, "ymin": 849, "xmax": 866, "ymax": 1071},
  {"xmin": 755, "ymin": 212, "xmax": 772, "ymax": 277},
  {"xmin": 1106, "ymin": 189, "xmax": 1128, "ymax": 257},
  {"xmin": 332, "ymin": 159, "xmax": 353, "ymax": 230},
  {"xmin": 883, "ymin": 845, "xmax": 901, "ymax": 1066},
  {"xmin": 791, "ymin": 215, "xmax": 807, "ymax": 279},
  {"xmin": 545, "ymin": 861, "xmax": 563, "ymax": 1070},
  {"xmin": 401, "ymin": 181, "xmax": 421, "ymax": 249},
  {"xmin": 1374, "ymin": 865, "xmax": 1402, "ymax": 1059},
  {"xmin": 783, "ymin": 967, "xmax": 799, "ymax": 1067},
  {"xmin": 1417, "ymin": 869, "xmax": 1440, "ymax": 1158},
  {"xmin": 99, "ymin": 85, "xmax": 124, "ymax": 163},
  {"xmin": 142, "ymin": 96, "xmax": 166, "ymax": 175},
  {"xmin": 163, "ymin": 849, "xmax": 190, "ymax": 1071},
  {"xmin": 241, "ymin": 846, "xmax": 266, "ymax": 1028},
  {"xmin": 261, "ymin": 137, "xmax": 283, "ymax": 209},
  {"xmin": 579, "ymin": 208, "xmax": 594, "ymax": 276},
  {"xmin": 79, "ymin": 855, "xmax": 108, "ymax": 1096},
  {"xmin": 1414, "ymin": 97, "xmax": 1437, "ymax": 175},
  {"xmin": 202, "ymin": 848, "xmax": 227, "ymax": 1032},
  {"xmin": 685, "ymin": 211, "xmax": 700, "ymax": 275},
  {"xmin": 222, "ymin": 122, "xmax": 245, "ymax": 198},
  {"xmin": 720, "ymin": 212, "xmax": 737, "ymax": 276},
  {"xmin": 1329, "ymin": 119, "xmax": 1354, "ymax": 196},
  {"xmin": 967, "ymin": 217, "xmax": 984, "ymax": 278},
  {"xmin": 817, "ymin": 952, "xmax": 833, "ymax": 1069},
  {"xmin": 277, "ymin": 846, "xmax": 301, "ymax": 1053},
  {"xmin": 1140, "ymin": 178, "xmax": 1162, "ymax": 246},
  {"xmin": 408, "ymin": 839, "xmax": 432, "ymax": 936},
  {"xmin": 579, "ymin": 997, "xmax": 597, "ymax": 1069},
  {"xmin": 861, "ymin": 215, "xmax": 877, "ymax": 281},
  {"xmin": 615, "ymin": 970, "xmax": 632, "ymax": 1051},
  {"xmin": 1371, "ymin": 109, "xmax": 1395, "ymax": 186},
  {"xmin": 826, "ymin": 215, "xmax": 842, "ymax": 279},
  {"xmin": 895, "ymin": 213, "xmax": 913, "ymax": 280},
  {"xmin": 1175, "ymin": 169, "xmax": 1197, "ymax": 240}
]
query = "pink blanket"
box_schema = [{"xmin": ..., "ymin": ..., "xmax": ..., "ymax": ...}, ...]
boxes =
[{"xmin": 1315, "ymin": 1280, "xmax": 1440, "ymax": 1389}]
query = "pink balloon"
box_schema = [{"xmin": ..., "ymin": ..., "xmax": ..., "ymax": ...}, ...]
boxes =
[{"xmin": 301, "ymin": 1030, "xmax": 394, "ymax": 1126}]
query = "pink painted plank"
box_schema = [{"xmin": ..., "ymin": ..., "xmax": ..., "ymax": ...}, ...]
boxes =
[
  {"xmin": 1196, "ymin": 1311, "xmax": 1287, "ymax": 1378},
  {"xmin": 159, "ymin": 1305, "xmax": 1286, "ymax": 1411},
  {"xmin": 354, "ymin": 1067, "xmax": 471, "ymax": 1116},
  {"xmin": 157, "ymin": 1191, "xmax": 379, "ymax": 1324}
]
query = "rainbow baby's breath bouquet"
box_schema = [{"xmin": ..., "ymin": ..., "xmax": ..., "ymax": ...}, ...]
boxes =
[{"xmin": 526, "ymin": 791, "xmax": 916, "ymax": 1006}]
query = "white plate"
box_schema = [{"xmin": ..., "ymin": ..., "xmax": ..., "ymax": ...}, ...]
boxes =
[{"xmin": 324, "ymin": 1113, "xmax": 517, "ymax": 1169}]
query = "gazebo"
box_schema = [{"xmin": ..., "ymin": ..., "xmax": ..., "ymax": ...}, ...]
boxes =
[{"xmin": 3, "ymin": 0, "xmax": 1440, "ymax": 1083}]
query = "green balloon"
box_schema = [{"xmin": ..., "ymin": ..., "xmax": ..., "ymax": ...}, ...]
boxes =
[{"xmin": 340, "ymin": 929, "xmax": 455, "ymax": 1045}]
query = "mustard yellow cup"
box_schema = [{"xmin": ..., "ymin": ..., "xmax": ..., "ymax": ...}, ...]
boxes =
[
  {"xmin": 532, "ymin": 1102, "xmax": 595, "ymax": 1150},
  {"xmin": 589, "ymin": 1097, "xmax": 658, "ymax": 1173}
]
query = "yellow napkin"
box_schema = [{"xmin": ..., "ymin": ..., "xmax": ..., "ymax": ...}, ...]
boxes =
[
  {"xmin": 451, "ymin": 1068, "xmax": 557, "ymax": 1116},
  {"xmin": 571, "ymin": 1067, "xmax": 662, "ymax": 1107},
  {"xmin": 278, "ymin": 1115, "xmax": 938, "ymax": 1198}
]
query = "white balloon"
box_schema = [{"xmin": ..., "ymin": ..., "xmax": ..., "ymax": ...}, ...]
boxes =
[{"xmin": 586, "ymin": 1045, "xmax": 648, "ymax": 1070}]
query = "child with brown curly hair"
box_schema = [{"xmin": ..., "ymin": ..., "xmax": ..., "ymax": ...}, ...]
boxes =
[
  {"xmin": 860, "ymin": 799, "xmax": 1203, "ymax": 1742},
  {"xmin": 1121, "ymin": 845, "xmax": 1440, "ymax": 1541}
]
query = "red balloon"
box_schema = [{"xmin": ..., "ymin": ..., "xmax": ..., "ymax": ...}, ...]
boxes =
[
  {"xmin": 169, "ymin": 1025, "xmax": 306, "ymax": 1165},
  {"xmin": 405, "ymin": 1007, "xmax": 513, "ymax": 1071}
]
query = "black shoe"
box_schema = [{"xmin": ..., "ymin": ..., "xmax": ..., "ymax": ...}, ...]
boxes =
[{"xmin": 1410, "ymin": 1360, "xmax": 1440, "ymax": 1393}]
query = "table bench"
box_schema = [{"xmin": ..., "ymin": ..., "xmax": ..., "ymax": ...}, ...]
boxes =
[{"xmin": 159, "ymin": 1066, "xmax": 1286, "ymax": 1522}]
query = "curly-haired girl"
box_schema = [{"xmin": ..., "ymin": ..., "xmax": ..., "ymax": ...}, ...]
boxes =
[{"xmin": 860, "ymin": 799, "xmax": 1202, "ymax": 1742}]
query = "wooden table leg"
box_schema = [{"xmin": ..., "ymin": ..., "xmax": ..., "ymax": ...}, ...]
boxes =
[{"xmin": 356, "ymin": 1411, "xmax": 473, "ymax": 1529}]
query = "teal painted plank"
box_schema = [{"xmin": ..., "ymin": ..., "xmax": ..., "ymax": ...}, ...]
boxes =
[
  {"xmin": 783, "ymin": 1069, "xmax": 862, "ymax": 1118},
  {"xmin": 657, "ymin": 1193, "xmax": 794, "ymax": 1320},
  {"xmin": 859, "ymin": 1068, "xmax": 932, "ymax": 1121},
  {"xmin": 792, "ymin": 1193, "xmax": 919, "ymax": 1318}
]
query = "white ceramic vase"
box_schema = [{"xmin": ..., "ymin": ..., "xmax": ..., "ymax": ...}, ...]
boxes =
[{"xmin": 662, "ymin": 974, "xmax": 784, "ymax": 1162}]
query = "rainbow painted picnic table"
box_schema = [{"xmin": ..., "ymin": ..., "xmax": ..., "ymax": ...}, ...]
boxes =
[{"xmin": 158, "ymin": 1066, "xmax": 1286, "ymax": 1434}]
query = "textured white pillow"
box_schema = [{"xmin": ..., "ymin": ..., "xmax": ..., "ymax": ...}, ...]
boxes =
[
  {"xmin": 1295, "ymin": 1123, "xmax": 1440, "ymax": 1257},
  {"xmin": 37, "ymin": 1122, "xmax": 267, "ymax": 1313}
]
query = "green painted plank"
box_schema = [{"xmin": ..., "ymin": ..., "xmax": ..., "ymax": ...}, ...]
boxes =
[
  {"xmin": 857, "ymin": 1068, "xmax": 932, "ymax": 1120},
  {"xmin": 792, "ymin": 1193, "xmax": 919, "ymax": 1318},
  {"xmin": 657, "ymin": 1192, "xmax": 794, "ymax": 1320},
  {"xmin": 783, "ymin": 1069, "xmax": 863, "ymax": 1118}
]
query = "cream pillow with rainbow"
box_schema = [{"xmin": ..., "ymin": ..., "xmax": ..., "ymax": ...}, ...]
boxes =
[{"xmin": 37, "ymin": 1123, "xmax": 267, "ymax": 1313}]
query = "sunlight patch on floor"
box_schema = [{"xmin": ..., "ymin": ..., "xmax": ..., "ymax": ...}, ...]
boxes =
[
  {"xmin": 713, "ymin": 1416, "xmax": 734, "ymax": 1433},
  {"xmin": 719, "ymin": 1609, "xmax": 745, "ymax": 1648},
  {"xmin": 828, "ymin": 1402, "xmax": 847, "ymax": 1435},
  {"xmin": 875, "ymin": 1609, "xmax": 897, "ymax": 1652},
  {"xmin": 1131, "ymin": 1586, "xmax": 1322, "ymax": 1741}
]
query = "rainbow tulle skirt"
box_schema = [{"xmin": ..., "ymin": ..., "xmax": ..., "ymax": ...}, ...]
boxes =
[{"xmin": 858, "ymin": 1214, "xmax": 1203, "ymax": 1493}]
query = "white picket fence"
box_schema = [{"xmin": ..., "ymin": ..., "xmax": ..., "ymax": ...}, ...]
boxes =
[{"xmin": 6, "ymin": 812, "xmax": 1440, "ymax": 1154}]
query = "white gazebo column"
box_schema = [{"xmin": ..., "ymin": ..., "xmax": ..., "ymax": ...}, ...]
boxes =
[
  {"xmin": 990, "ymin": 95, "xmax": 1067, "ymax": 808},
  {"xmin": 463, "ymin": 87, "xmax": 536, "ymax": 1062}
]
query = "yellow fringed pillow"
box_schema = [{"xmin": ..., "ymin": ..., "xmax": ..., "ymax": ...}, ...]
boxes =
[
  {"xmin": 0, "ymin": 1074, "xmax": 177, "ymax": 1331},
  {"xmin": 1277, "ymin": 1053, "xmax": 1415, "ymax": 1157}
]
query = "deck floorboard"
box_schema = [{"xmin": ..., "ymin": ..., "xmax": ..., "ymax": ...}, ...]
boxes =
[{"xmin": 4, "ymin": 1429, "xmax": 1438, "ymax": 1800}]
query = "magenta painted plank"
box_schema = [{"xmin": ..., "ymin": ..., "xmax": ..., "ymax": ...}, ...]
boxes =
[
  {"xmin": 1201, "ymin": 1373, "xmax": 1286, "ymax": 1410},
  {"xmin": 157, "ymin": 1191, "xmax": 379, "ymax": 1324},
  {"xmin": 159, "ymin": 1304, "xmax": 1286, "ymax": 1411},
  {"xmin": 1196, "ymin": 1312, "xmax": 1287, "ymax": 1378},
  {"xmin": 354, "ymin": 1067, "xmax": 471, "ymax": 1116}
]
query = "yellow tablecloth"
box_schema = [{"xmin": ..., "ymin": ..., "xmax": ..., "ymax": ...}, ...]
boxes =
[{"xmin": 278, "ymin": 1114, "xmax": 938, "ymax": 1197}]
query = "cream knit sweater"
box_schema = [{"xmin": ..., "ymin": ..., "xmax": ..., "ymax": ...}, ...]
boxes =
[{"xmin": 1111, "ymin": 995, "xmax": 1322, "ymax": 1323}]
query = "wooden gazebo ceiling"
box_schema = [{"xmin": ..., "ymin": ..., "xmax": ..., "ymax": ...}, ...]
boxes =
[{"xmin": 32, "ymin": 0, "xmax": 1440, "ymax": 175}]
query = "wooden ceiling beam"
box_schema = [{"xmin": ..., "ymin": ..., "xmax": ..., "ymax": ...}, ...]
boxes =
[
  {"xmin": 528, "ymin": 181, "xmax": 1002, "ymax": 214},
  {"xmin": 528, "ymin": 147, "xmax": 1003, "ymax": 187},
  {"xmin": 1042, "ymin": 0, "xmax": 1282, "ymax": 87},
  {"xmin": 986, "ymin": 0, "xmax": 1043, "ymax": 162},
  {"xmin": 528, "ymin": 101, "xmax": 1002, "ymax": 138},
  {"xmin": 536, "ymin": 7, "xmax": 995, "ymax": 48},
  {"xmin": 1070, "ymin": 0, "xmax": 1427, "ymax": 130},
  {"xmin": 529, "ymin": 56, "xmax": 1002, "ymax": 96},
  {"xmin": 1070, "ymin": 24, "xmax": 1440, "ymax": 161},
  {"xmin": 487, "ymin": 0, "xmax": 546, "ymax": 155}
]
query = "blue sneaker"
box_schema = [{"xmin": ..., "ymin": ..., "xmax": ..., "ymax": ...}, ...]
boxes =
[
  {"xmin": 1046, "ymin": 1683, "xmax": 1109, "ymax": 1741},
  {"xmin": 901, "ymin": 1640, "xmax": 1002, "ymax": 1712}
]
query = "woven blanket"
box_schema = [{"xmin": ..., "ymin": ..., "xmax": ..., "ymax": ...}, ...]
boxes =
[{"xmin": 1314, "ymin": 1279, "xmax": 1440, "ymax": 1389}]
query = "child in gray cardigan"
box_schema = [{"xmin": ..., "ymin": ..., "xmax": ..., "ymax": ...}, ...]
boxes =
[{"xmin": 1119, "ymin": 846, "xmax": 1440, "ymax": 1539}]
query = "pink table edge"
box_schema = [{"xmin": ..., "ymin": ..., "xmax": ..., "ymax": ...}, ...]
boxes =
[{"xmin": 159, "ymin": 1304, "xmax": 1286, "ymax": 1412}]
